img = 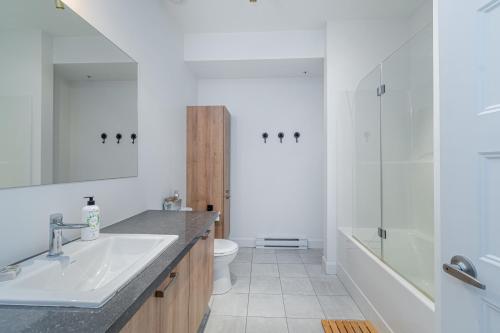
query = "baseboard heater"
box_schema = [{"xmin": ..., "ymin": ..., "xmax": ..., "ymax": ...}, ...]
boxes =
[{"xmin": 255, "ymin": 237, "xmax": 308, "ymax": 249}]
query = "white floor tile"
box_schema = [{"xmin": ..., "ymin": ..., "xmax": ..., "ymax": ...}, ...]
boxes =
[
  {"xmin": 300, "ymin": 254, "xmax": 323, "ymax": 264},
  {"xmin": 253, "ymin": 253, "xmax": 277, "ymax": 264},
  {"xmin": 276, "ymin": 253, "xmax": 302, "ymax": 264},
  {"xmin": 275, "ymin": 249, "xmax": 301, "ymax": 255},
  {"xmin": 278, "ymin": 264, "xmax": 308, "ymax": 277},
  {"xmin": 211, "ymin": 293, "xmax": 249, "ymax": 316},
  {"xmin": 239, "ymin": 247, "xmax": 254, "ymax": 255},
  {"xmin": 283, "ymin": 295, "xmax": 324, "ymax": 319},
  {"xmin": 205, "ymin": 315, "xmax": 246, "ymax": 333},
  {"xmin": 245, "ymin": 317, "xmax": 288, "ymax": 333},
  {"xmin": 310, "ymin": 276, "xmax": 348, "ymax": 296},
  {"xmin": 250, "ymin": 276, "xmax": 282, "ymax": 294},
  {"xmin": 304, "ymin": 264, "xmax": 329, "ymax": 277},
  {"xmin": 247, "ymin": 294, "xmax": 285, "ymax": 318},
  {"xmin": 280, "ymin": 277, "xmax": 315, "ymax": 295},
  {"xmin": 298, "ymin": 249, "xmax": 323, "ymax": 256},
  {"xmin": 229, "ymin": 276, "xmax": 250, "ymax": 294},
  {"xmin": 234, "ymin": 251, "xmax": 254, "ymax": 263},
  {"xmin": 318, "ymin": 296, "xmax": 364, "ymax": 320},
  {"xmin": 252, "ymin": 263, "xmax": 279, "ymax": 277},
  {"xmin": 254, "ymin": 248, "xmax": 276, "ymax": 255},
  {"xmin": 231, "ymin": 262, "xmax": 252, "ymax": 277},
  {"xmin": 207, "ymin": 249, "xmax": 364, "ymax": 333},
  {"xmin": 287, "ymin": 318, "xmax": 324, "ymax": 333}
]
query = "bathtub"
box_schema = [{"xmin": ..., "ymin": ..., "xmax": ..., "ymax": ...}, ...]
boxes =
[{"xmin": 337, "ymin": 227, "xmax": 435, "ymax": 333}]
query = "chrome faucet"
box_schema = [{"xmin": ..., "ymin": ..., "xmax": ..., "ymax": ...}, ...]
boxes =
[{"xmin": 48, "ymin": 213, "xmax": 88, "ymax": 257}]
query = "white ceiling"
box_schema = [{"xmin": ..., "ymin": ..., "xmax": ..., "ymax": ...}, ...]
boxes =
[
  {"xmin": 164, "ymin": 0, "xmax": 428, "ymax": 33},
  {"xmin": 0, "ymin": 0, "xmax": 98, "ymax": 37}
]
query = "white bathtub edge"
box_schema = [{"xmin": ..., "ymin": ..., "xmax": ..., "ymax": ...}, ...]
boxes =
[
  {"xmin": 337, "ymin": 262, "xmax": 394, "ymax": 333},
  {"xmin": 337, "ymin": 227, "xmax": 435, "ymax": 333},
  {"xmin": 338, "ymin": 227, "xmax": 435, "ymax": 311}
]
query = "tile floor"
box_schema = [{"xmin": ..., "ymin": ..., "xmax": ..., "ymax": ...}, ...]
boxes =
[{"xmin": 205, "ymin": 248, "xmax": 364, "ymax": 333}]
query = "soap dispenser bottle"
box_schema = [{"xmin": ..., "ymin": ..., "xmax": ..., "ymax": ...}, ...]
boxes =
[{"xmin": 81, "ymin": 196, "xmax": 100, "ymax": 241}]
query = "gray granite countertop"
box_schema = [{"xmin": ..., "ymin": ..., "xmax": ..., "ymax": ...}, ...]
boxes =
[{"xmin": 0, "ymin": 210, "xmax": 217, "ymax": 333}]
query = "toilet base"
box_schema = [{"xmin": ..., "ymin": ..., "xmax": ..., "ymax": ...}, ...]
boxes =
[{"xmin": 213, "ymin": 262, "xmax": 232, "ymax": 295}]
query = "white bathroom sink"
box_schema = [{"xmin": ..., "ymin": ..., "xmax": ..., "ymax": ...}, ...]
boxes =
[{"xmin": 0, "ymin": 233, "xmax": 179, "ymax": 308}]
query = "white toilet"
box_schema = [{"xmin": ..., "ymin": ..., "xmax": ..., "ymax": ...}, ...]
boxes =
[{"xmin": 213, "ymin": 239, "xmax": 239, "ymax": 294}]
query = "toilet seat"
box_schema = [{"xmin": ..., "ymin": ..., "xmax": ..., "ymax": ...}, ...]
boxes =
[{"xmin": 214, "ymin": 239, "xmax": 238, "ymax": 257}]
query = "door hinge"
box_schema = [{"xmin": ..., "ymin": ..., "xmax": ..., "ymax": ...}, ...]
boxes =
[
  {"xmin": 376, "ymin": 84, "xmax": 386, "ymax": 97},
  {"xmin": 377, "ymin": 227, "xmax": 387, "ymax": 239}
]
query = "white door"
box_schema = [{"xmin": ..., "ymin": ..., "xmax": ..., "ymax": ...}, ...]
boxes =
[{"xmin": 437, "ymin": 0, "xmax": 500, "ymax": 332}]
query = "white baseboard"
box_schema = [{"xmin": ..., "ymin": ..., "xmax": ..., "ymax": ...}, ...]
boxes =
[
  {"xmin": 322, "ymin": 256, "xmax": 337, "ymax": 274},
  {"xmin": 337, "ymin": 263, "xmax": 393, "ymax": 333},
  {"xmin": 230, "ymin": 237, "xmax": 323, "ymax": 249}
]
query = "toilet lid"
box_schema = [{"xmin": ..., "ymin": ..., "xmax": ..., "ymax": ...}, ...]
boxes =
[{"xmin": 214, "ymin": 239, "xmax": 239, "ymax": 256}]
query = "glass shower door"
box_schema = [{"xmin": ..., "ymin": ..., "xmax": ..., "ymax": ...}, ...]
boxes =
[
  {"xmin": 353, "ymin": 65, "xmax": 382, "ymax": 258},
  {"xmin": 380, "ymin": 25, "xmax": 434, "ymax": 298}
]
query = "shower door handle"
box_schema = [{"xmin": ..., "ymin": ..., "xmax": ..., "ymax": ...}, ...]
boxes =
[{"xmin": 443, "ymin": 255, "xmax": 486, "ymax": 290}]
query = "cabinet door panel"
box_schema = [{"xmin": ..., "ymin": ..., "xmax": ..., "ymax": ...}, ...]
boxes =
[
  {"xmin": 205, "ymin": 225, "xmax": 215, "ymax": 301},
  {"xmin": 189, "ymin": 226, "xmax": 214, "ymax": 333},
  {"xmin": 159, "ymin": 254, "xmax": 190, "ymax": 333},
  {"xmin": 189, "ymin": 238, "xmax": 207, "ymax": 333},
  {"xmin": 120, "ymin": 293, "xmax": 158, "ymax": 333}
]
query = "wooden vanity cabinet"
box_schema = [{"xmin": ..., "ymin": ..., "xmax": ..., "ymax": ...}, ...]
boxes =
[
  {"xmin": 187, "ymin": 106, "xmax": 231, "ymax": 239},
  {"xmin": 188, "ymin": 224, "xmax": 214, "ymax": 333},
  {"xmin": 120, "ymin": 292, "xmax": 159, "ymax": 333},
  {"xmin": 120, "ymin": 226, "xmax": 214, "ymax": 333},
  {"xmin": 158, "ymin": 254, "xmax": 190, "ymax": 333}
]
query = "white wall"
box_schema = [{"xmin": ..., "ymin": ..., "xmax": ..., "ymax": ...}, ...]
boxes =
[
  {"xmin": 0, "ymin": 0, "xmax": 197, "ymax": 267},
  {"xmin": 185, "ymin": 30, "xmax": 325, "ymax": 61},
  {"xmin": 0, "ymin": 30, "xmax": 44, "ymax": 186},
  {"xmin": 53, "ymin": 79, "xmax": 138, "ymax": 183},
  {"xmin": 185, "ymin": 30, "xmax": 325, "ymax": 79},
  {"xmin": 198, "ymin": 77, "xmax": 324, "ymax": 247}
]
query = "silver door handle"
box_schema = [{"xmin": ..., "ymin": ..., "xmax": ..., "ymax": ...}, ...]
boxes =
[{"xmin": 443, "ymin": 255, "xmax": 486, "ymax": 290}]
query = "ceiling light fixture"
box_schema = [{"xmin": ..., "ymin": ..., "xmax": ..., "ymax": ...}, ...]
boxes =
[
  {"xmin": 55, "ymin": 0, "xmax": 65, "ymax": 9},
  {"xmin": 250, "ymin": 0, "xmax": 257, "ymax": 3}
]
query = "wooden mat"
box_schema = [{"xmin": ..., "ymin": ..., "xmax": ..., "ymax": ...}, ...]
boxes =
[{"xmin": 322, "ymin": 320, "xmax": 378, "ymax": 333}]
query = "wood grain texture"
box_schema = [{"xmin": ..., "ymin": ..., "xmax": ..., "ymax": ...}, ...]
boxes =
[
  {"xmin": 322, "ymin": 320, "xmax": 378, "ymax": 333},
  {"xmin": 120, "ymin": 295, "xmax": 158, "ymax": 333},
  {"xmin": 187, "ymin": 106, "xmax": 230, "ymax": 239},
  {"xmin": 158, "ymin": 254, "xmax": 190, "ymax": 333},
  {"xmin": 188, "ymin": 237, "xmax": 209, "ymax": 333},
  {"xmin": 206, "ymin": 224, "xmax": 215, "ymax": 298}
]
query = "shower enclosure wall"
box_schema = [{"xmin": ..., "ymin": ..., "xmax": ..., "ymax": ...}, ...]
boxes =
[{"xmin": 353, "ymin": 25, "xmax": 434, "ymax": 298}]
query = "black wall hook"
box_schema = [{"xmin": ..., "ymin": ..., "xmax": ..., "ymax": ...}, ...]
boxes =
[
  {"xmin": 278, "ymin": 132, "xmax": 284, "ymax": 143},
  {"xmin": 294, "ymin": 132, "xmax": 301, "ymax": 143},
  {"xmin": 116, "ymin": 133, "xmax": 122, "ymax": 144},
  {"xmin": 131, "ymin": 133, "xmax": 137, "ymax": 144},
  {"xmin": 262, "ymin": 132, "xmax": 269, "ymax": 143},
  {"xmin": 101, "ymin": 133, "xmax": 107, "ymax": 144}
]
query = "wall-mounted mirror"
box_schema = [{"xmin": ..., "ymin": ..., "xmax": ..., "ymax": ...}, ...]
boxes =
[{"xmin": 0, "ymin": 0, "xmax": 138, "ymax": 189}]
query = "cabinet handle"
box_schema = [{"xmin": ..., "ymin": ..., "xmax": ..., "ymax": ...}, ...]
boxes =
[
  {"xmin": 154, "ymin": 272, "xmax": 178, "ymax": 298},
  {"xmin": 201, "ymin": 229, "xmax": 211, "ymax": 240}
]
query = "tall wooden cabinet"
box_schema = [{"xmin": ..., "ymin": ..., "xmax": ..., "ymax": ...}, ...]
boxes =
[{"xmin": 187, "ymin": 106, "xmax": 231, "ymax": 239}]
